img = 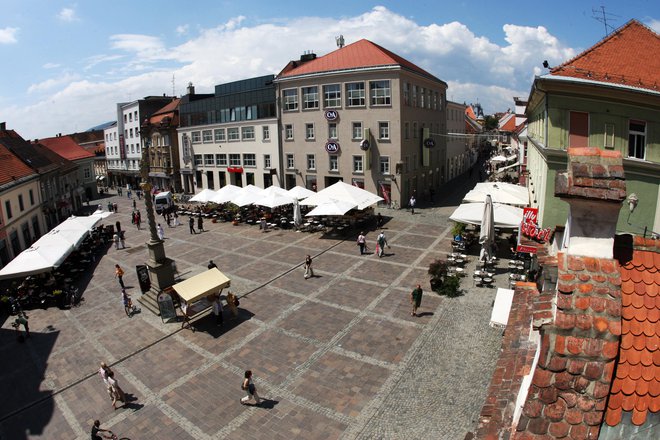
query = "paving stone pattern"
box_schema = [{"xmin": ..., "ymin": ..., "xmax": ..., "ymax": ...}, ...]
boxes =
[{"xmin": 0, "ymin": 172, "xmax": 507, "ymax": 439}]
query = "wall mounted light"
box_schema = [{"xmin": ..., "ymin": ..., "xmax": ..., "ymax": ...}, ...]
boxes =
[{"xmin": 628, "ymin": 193, "xmax": 639, "ymax": 213}]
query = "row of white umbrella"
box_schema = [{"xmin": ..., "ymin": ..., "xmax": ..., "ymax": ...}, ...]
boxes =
[{"xmin": 189, "ymin": 182, "xmax": 383, "ymax": 217}]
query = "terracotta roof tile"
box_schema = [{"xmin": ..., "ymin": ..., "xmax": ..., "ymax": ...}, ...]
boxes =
[
  {"xmin": 277, "ymin": 39, "xmax": 443, "ymax": 83},
  {"xmin": 605, "ymin": 243, "xmax": 660, "ymax": 427},
  {"xmin": 38, "ymin": 135, "xmax": 95, "ymax": 161},
  {"xmin": 550, "ymin": 20, "xmax": 660, "ymax": 93},
  {"xmin": 0, "ymin": 138, "xmax": 37, "ymax": 186}
]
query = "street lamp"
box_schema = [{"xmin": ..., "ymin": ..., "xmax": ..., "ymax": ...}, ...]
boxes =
[{"xmin": 139, "ymin": 135, "xmax": 176, "ymax": 293}]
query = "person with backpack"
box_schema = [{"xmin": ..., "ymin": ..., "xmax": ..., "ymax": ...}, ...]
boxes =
[{"xmin": 376, "ymin": 230, "xmax": 390, "ymax": 258}]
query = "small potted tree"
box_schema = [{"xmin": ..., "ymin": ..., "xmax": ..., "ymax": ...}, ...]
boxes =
[{"xmin": 428, "ymin": 258, "xmax": 461, "ymax": 297}]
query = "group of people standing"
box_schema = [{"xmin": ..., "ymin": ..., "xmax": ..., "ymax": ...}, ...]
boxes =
[{"xmin": 357, "ymin": 230, "xmax": 390, "ymax": 258}]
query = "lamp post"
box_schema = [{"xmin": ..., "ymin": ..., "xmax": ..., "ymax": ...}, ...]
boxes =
[{"xmin": 140, "ymin": 135, "xmax": 176, "ymax": 292}]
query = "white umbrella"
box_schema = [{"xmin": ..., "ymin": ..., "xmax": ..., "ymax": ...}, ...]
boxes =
[
  {"xmin": 463, "ymin": 182, "xmax": 529, "ymax": 206},
  {"xmin": 210, "ymin": 184, "xmax": 242, "ymax": 204},
  {"xmin": 0, "ymin": 236, "xmax": 74, "ymax": 279},
  {"xmin": 91, "ymin": 210, "xmax": 113, "ymax": 219},
  {"xmin": 262, "ymin": 185, "xmax": 290, "ymax": 197},
  {"xmin": 230, "ymin": 185, "xmax": 264, "ymax": 207},
  {"xmin": 449, "ymin": 202, "xmax": 523, "ymax": 229},
  {"xmin": 189, "ymin": 188, "xmax": 218, "ymax": 203},
  {"xmin": 254, "ymin": 192, "xmax": 296, "ymax": 209},
  {"xmin": 300, "ymin": 181, "xmax": 383, "ymax": 210},
  {"xmin": 305, "ymin": 199, "xmax": 357, "ymax": 216},
  {"xmin": 287, "ymin": 185, "xmax": 316, "ymax": 200},
  {"xmin": 293, "ymin": 199, "xmax": 303, "ymax": 228},
  {"xmin": 479, "ymin": 195, "xmax": 495, "ymax": 263}
]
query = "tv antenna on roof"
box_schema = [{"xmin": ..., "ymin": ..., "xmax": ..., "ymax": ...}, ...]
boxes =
[
  {"xmin": 592, "ymin": 6, "xmax": 619, "ymax": 37},
  {"xmin": 336, "ymin": 35, "xmax": 345, "ymax": 48}
]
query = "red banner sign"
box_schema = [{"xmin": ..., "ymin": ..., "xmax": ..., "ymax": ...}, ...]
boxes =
[
  {"xmin": 227, "ymin": 167, "xmax": 243, "ymax": 173},
  {"xmin": 519, "ymin": 207, "xmax": 552, "ymax": 249},
  {"xmin": 517, "ymin": 244, "xmax": 537, "ymax": 254}
]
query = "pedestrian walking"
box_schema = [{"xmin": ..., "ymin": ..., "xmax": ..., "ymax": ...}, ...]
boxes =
[
  {"xmin": 189, "ymin": 216, "xmax": 196, "ymax": 234},
  {"xmin": 376, "ymin": 230, "xmax": 390, "ymax": 258},
  {"xmin": 113, "ymin": 233, "xmax": 120, "ymax": 250},
  {"xmin": 157, "ymin": 223, "xmax": 165, "ymax": 240},
  {"xmin": 98, "ymin": 362, "xmax": 113, "ymax": 397},
  {"xmin": 112, "ymin": 202, "xmax": 118, "ymax": 213},
  {"xmin": 174, "ymin": 211, "xmax": 180, "ymax": 226},
  {"xmin": 132, "ymin": 199, "xmax": 136, "ymax": 209},
  {"xmin": 197, "ymin": 215, "xmax": 204, "ymax": 233},
  {"xmin": 357, "ymin": 231, "xmax": 367, "ymax": 255},
  {"xmin": 410, "ymin": 284, "xmax": 423, "ymax": 316},
  {"xmin": 135, "ymin": 211, "xmax": 141, "ymax": 230},
  {"xmin": 115, "ymin": 221, "xmax": 122, "ymax": 235},
  {"xmin": 212, "ymin": 295, "xmax": 224, "ymax": 327},
  {"xmin": 208, "ymin": 260, "xmax": 217, "ymax": 269},
  {"xmin": 226, "ymin": 291, "xmax": 239, "ymax": 320},
  {"xmin": 409, "ymin": 195, "xmax": 416, "ymax": 214},
  {"xmin": 115, "ymin": 264, "xmax": 125, "ymax": 288},
  {"xmin": 303, "ymin": 254, "xmax": 314, "ymax": 279},
  {"xmin": 240, "ymin": 370, "xmax": 261, "ymax": 406},
  {"xmin": 12, "ymin": 312, "xmax": 30, "ymax": 341},
  {"xmin": 107, "ymin": 370, "xmax": 125, "ymax": 410},
  {"xmin": 119, "ymin": 231, "xmax": 126, "ymax": 249},
  {"xmin": 107, "ymin": 201, "xmax": 113, "ymax": 212},
  {"xmin": 375, "ymin": 213, "xmax": 383, "ymax": 229}
]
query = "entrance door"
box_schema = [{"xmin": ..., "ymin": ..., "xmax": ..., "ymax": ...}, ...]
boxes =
[{"xmin": 569, "ymin": 111, "xmax": 589, "ymax": 148}]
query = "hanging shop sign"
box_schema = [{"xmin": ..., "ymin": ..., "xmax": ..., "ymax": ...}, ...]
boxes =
[
  {"xmin": 520, "ymin": 207, "xmax": 552, "ymax": 244},
  {"xmin": 324, "ymin": 110, "xmax": 339, "ymax": 121},
  {"xmin": 325, "ymin": 141, "xmax": 340, "ymax": 153},
  {"xmin": 359, "ymin": 139, "xmax": 370, "ymax": 151},
  {"xmin": 227, "ymin": 167, "xmax": 244, "ymax": 173},
  {"xmin": 423, "ymin": 138, "xmax": 436, "ymax": 148}
]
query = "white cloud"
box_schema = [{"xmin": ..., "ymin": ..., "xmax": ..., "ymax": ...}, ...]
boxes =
[
  {"xmin": 43, "ymin": 62, "xmax": 61, "ymax": 69},
  {"xmin": 0, "ymin": 27, "xmax": 19, "ymax": 44},
  {"xmin": 176, "ymin": 24, "xmax": 189, "ymax": 36},
  {"xmin": 28, "ymin": 73, "xmax": 81, "ymax": 94},
  {"xmin": 647, "ymin": 19, "xmax": 660, "ymax": 33},
  {"xmin": 57, "ymin": 7, "xmax": 78, "ymax": 23},
  {"xmin": 3, "ymin": 7, "xmax": 582, "ymax": 139}
]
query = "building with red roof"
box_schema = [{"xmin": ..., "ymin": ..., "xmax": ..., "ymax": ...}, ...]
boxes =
[
  {"xmin": 474, "ymin": 147, "xmax": 659, "ymax": 439},
  {"xmin": 140, "ymin": 98, "xmax": 182, "ymax": 192},
  {"xmin": 39, "ymin": 134, "xmax": 97, "ymax": 203},
  {"xmin": 274, "ymin": 38, "xmax": 448, "ymax": 204},
  {"xmin": 525, "ymin": 19, "xmax": 660, "ymax": 235}
]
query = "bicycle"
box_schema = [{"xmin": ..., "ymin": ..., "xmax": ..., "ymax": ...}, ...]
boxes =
[{"xmin": 389, "ymin": 200, "xmax": 399, "ymax": 210}]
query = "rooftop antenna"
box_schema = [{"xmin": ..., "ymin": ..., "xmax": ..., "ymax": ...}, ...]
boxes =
[
  {"xmin": 335, "ymin": 35, "xmax": 345, "ymax": 48},
  {"xmin": 172, "ymin": 74, "xmax": 176, "ymax": 97},
  {"xmin": 592, "ymin": 6, "xmax": 619, "ymax": 37}
]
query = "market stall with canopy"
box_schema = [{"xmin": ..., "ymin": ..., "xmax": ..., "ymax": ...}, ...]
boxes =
[{"xmin": 171, "ymin": 268, "xmax": 231, "ymax": 330}]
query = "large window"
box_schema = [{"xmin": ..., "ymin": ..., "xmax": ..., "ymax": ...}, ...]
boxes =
[
  {"xmin": 286, "ymin": 154, "xmax": 295, "ymax": 169},
  {"xmin": 306, "ymin": 154, "xmax": 316, "ymax": 170},
  {"xmin": 305, "ymin": 123, "xmax": 315, "ymax": 140},
  {"xmin": 191, "ymin": 131, "xmax": 201, "ymax": 143},
  {"xmin": 323, "ymin": 84, "xmax": 341, "ymax": 108},
  {"xmin": 285, "ymin": 124, "xmax": 294, "ymax": 140},
  {"xmin": 229, "ymin": 154, "xmax": 241, "ymax": 166},
  {"xmin": 302, "ymin": 86, "xmax": 319, "ymax": 109},
  {"xmin": 216, "ymin": 154, "xmax": 227, "ymax": 166},
  {"xmin": 420, "ymin": 87, "xmax": 425, "ymax": 108},
  {"xmin": 194, "ymin": 154, "xmax": 203, "ymax": 166},
  {"xmin": 241, "ymin": 126, "xmax": 255, "ymax": 140},
  {"xmin": 380, "ymin": 156, "xmax": 390, "ymax": 174},
  {"xmin": 352, "ymin": 122, "xmax": 363, "ymax": 139},
  {"xmin": 243, "ymin": 154, "xmax": 256, "ymax": 167},
  {"xmin": 352, "ymin": 155, "xmax": 364, "ymax": 173},
  {"xmin": 214, "ymin": 129, "xmax": 225, "ymax": 142},
  {"xmin": 403, "ymin": 82, "xmax": 409, "ymax": 106},
  {"xmin": 412, "ymin": 85, "xmax": 418, "ymax": 107},
  {"xmin": 283, "ymin": 89, "xmax": 298, "ymax": 111},
  {"xmin": 378, "ymin": 122, "xmax": 390, "ymax": 140},
  {"xmin": 4, "ymin": 200, "xmax": 11, "ymax": 219},
  {"xmin": 404, "ymin": 122, "xmax": 410, "ymax": 140},
  {"xmin": 370, "ymin": 80, "xmax": 391, "ymax": 106},
  {"xmin": 628, "ymin": 120, "xmax": 646, "ymax": 159},
  {"xmin": 204, "ymin": 154, "xmax": 215, "ymax": 166},
  {"xmin": 328, "ymin": 123, "xmax": 338, "ymax": 139},
  {"xmin": 262, "ymin": 126, "xmax": 270, "ymax": 141},
  {"xmin": 18, "ymin": 195, "xmax": 24, "ymax": 211},
  {"xmin": 202, "ymin": 130, "xmax": 213, "ymax": 143},
  {"xmin": 263, "ymin": 154, "xmax": 271, "ymax": 169},
  {"xmin": 346, "ymin": 82, "xmax": 365, "ymax": 107},
  {"xmin": 228, "ymin": 128, "xmax": 240, "ymax": 141},
  {"xmin": 329, "ymin": 155, "xmax": 338, "ymax": 171}
]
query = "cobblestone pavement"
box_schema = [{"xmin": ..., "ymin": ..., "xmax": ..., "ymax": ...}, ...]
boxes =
[{"xmin": 0, "ymin": 171, "xmax": 507, "ymax": 440}]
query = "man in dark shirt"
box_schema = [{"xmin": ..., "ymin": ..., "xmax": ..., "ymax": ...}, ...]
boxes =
[
  {"xmin": 91, "ymin": 420, "xmax": 111, "ymax": 439},
  {"xmin": 208, "ymin": 260, "xmax": 217, "ymax": 270}
]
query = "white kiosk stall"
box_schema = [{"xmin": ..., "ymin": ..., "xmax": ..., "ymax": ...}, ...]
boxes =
[{"xmin": 171, "ymin": 268, "xmax": 231, "ymax": 330}]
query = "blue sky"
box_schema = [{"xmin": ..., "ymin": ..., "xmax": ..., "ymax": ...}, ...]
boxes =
[{"xmin": 1, "ymin": 1, "xmax": 658, "ymax": 139}]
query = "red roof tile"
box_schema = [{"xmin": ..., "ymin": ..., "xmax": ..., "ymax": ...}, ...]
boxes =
[
  {"xmin": 605, "ymin": 238, "xmax": 660, "ymax": 427},
  {"xmin": 0, "ymin": 139, "xmax": 37, "ymax": 186},
  {"xmin": 148, "ymin": 98, "xmax": 180, "ymax": 126},
  {"xmin": 277, "ymin": 39, "xmax": 443, "ymax": 83},
  {"xmin": 38, "ymin": 135, "xmax": 95, "ymax": 161},
  {"xmin": 550, "ymin": 20, "xmax": 660, "ymax": 92}
]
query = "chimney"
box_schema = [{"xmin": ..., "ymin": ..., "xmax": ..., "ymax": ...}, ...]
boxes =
[
  {"xmin": 0, "ymin": 122, "xmax": 5, "ymax": 130},
  {"xmin": 515, "ymin": 148, "xmax": 626, "ymax": 439},
  {"xmin": 187, "ymin": 82, "xmax": 195, "ymax": 96},
  {"xmin": 299, "ymin": 50, "xmax": 317, "ymax": 63}
]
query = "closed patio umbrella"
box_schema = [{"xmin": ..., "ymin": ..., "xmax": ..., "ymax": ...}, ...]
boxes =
[{"xmin": 479, "ymin": 195, "xmax": 495, "ymax": 264}]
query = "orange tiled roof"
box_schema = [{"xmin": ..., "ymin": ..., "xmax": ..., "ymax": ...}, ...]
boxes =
[
  {"xmin": 550, "ymin": 19, "xmax": 660, "ymax": 92},
  {"xmin": 606, "ymin": 236, "xmax": 660, "ymax": 427},
  {"xmin": 148, "ymin": 98, "xmax": 180, "ymax": 126},
  {"xmin": 277, "ymin": 39, "xmax": 443, "ymax": 83},
  {"xmin": 498, "ymin": 112, "xmax": 516, "ymax": 132},
  {"xmin": 39, "ymin": 135, "xmax": 95, "ymax": 161},
  {"xmin": 0, "ymin": 141, "xmax": 37, "ymax": 186}
]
